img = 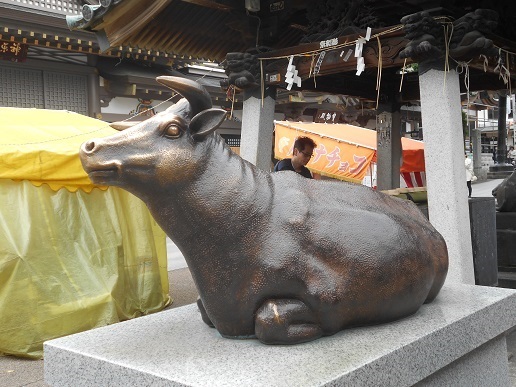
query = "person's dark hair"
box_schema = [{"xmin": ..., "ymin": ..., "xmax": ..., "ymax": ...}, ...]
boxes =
[{"xmin": 294, "ymin": 136, "xmax": 316, "ymax": 152}]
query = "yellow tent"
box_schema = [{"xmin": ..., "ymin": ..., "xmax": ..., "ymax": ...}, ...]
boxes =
[
  {"xmin": 0, "ymin": 108, "xmax": 116, "ymax": 192},
  {"xmin": 0, "ymin": 108, "xmax": 170, "ymax": 358}
]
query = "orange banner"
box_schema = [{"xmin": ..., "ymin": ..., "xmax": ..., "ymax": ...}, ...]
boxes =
[{"xmin": 274, "ymin": 122, "xmax": 376, "ymax": 183}]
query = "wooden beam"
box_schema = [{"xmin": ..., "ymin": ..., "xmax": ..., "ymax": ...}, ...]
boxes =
[
  {"xmin": 260, "ymin": 26, "xmax": 516, "ymax": 94},
  {"xmin": 300, "ymin": 36, "xmax": 408, "ymax": 79},
  {"xmin": 299, "ymin": 74, "xmax": 381, "ymax": 102},
  {"xmin": 258, "ymin": 27, "xmax": 405, "ymax": 60},
  {"xmin": 262, "ymin": 33, "xmax": 411, "ymax": 87},
  {"xmin": 179, "ymin": 0, "xmax": 233, "ymax": 11},
  {"xmin": 463, "ymin": 69, "xmax": 516, "ymax": 93}
]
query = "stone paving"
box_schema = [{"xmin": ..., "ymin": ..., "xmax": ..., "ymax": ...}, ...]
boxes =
[{"xmin": 472, "ymin": 177, "xmax": 505, "ymax": 198}]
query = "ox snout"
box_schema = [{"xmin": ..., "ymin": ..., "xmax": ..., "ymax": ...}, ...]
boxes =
[
  {"xmin": 79, "ymin": 139, "xmax": 121, "ymax": 185},
  {"xmin": 80, "ymin": 138, "xmax": 106, "ymax": 160},
  {"xmin": 81, "ymin": 139, "xmax": 96, "ymax": 154},
  {"xmin": 79, "ymin": 138, "xmax": 101, "ymax": 169}
]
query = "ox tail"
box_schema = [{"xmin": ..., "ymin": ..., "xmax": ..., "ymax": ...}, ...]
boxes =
[{"xmin": 424, "ymin": 233, "xmax": 449, "ymax": 303}]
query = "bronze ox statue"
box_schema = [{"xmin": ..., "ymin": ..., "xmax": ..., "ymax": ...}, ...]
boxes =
[
  {"xmin": 79, "ymin": 76, "xmax": 449, "ymax": 345},
  {"xmin": 493, "ymin": 171, "xmax": 516, "ymax": 212}
]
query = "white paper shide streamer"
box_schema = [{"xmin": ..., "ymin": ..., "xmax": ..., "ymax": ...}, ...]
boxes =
[
  {"xmin": 285, "ymin": 55, "xmax": 302, "ymax": 91},
  {"xmin": 355, "ymin": 27, "xmax": 372, "ymax": 76}
]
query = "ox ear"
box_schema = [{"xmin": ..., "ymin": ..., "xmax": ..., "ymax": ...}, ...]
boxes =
[{"xmin": 190, "ymin": 108, "xmax": 227, "ymax": 140}]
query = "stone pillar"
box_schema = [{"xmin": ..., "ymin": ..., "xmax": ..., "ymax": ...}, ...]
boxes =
[
  {"xmin": 471, "ymin": 128, "xmax": 483, "ymax": 179},
  {"xmin": 497, "ymin": 91, "xmax": 508, "ymax": 164},
  {"xmin": 376, "ymin": 110, "xmax": 402, "ymax": 190},
  {"xmin": 496, "ymin": 90, "xmax": 507, "ymax": 165},
  {"xmin": 87, "ymin": 55, "xmax": 100, "ymax": 118},
  {"xmin": 240, "ymin": 86, "xmax": 277, "ymax": 171},
  {"xmin": 87, "ymin": 72, "xmax": 101, "ymax": 118},
  {"xmin": 419, "ymin": 68, "xmax": 475, "ymax": 284},
  {"xmin": 489, "ymin": 91, "xmax": 513, "ymax": 178}
]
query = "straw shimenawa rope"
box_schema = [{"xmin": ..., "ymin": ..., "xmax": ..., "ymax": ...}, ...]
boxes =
[{"xmin": 376, "ymin": 35, "xmax": 383, "ymax": 109}]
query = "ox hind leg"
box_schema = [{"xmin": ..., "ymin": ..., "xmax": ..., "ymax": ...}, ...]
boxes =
[
  {"xmin": 424, "ymin": 242, "xmax": 449, "ymax": 304},
  {"xmin": 197, "ymin": 297, "xmax": 215, "ymax": 327},
  {"xmin": 255, "ymin": 299, "xmax": 322, "ymax": 344}
]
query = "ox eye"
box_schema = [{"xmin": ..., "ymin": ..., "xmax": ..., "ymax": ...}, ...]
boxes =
[{"xmin": 164, "ymin": 124, "xmax": 181, "ymax": 138}]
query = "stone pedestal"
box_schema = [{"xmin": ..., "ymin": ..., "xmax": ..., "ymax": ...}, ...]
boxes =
[
  {"xmin": 468, "ymin": 197, "xmax": 498, "ymax": 286},
  {"xmin": 45, "ymin": 283, "xmax": 516, "ymax": 387},
  {"xmin": 496, "ymin": 212, "xmax": 516, "ymax": 270},
  {"xmin": 488, "ymin": 164, "xmax": 514, "ymax": 180},
  {"xmin": 417, "ymin": 198, "xmax": 498, "ymax": 287}
]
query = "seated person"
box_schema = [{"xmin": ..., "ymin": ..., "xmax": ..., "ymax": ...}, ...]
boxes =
[{"xmin": 274, "ymin": 136, "xmax": 316, "ymax": 179}]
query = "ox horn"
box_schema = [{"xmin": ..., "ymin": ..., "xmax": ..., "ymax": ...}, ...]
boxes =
[
  {"xmin": 109, "ymin": 121, "xmax": 141, "ymax": 131},
  {"xmin": 156, "ymin": 76, "xmax": 212, "ymax": 117}
]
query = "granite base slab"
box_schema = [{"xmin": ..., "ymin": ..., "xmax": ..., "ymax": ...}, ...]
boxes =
[{"xmin": 44, "ymin": 283, "xmax": 516, "ymax": 387}]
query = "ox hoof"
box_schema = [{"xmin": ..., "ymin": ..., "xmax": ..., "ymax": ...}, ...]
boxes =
[
  {"xmin": 255, "ymin": 299, "xmax": 322, "ymax": 345},
  {"xmin": 197, "ymin": 297, "xmax": 215, "ymax": 328}
]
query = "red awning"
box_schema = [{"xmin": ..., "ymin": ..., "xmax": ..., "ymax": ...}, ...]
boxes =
[{"xmin": 274, "ymin": 121, "xmax": 425, "ymax": 183}]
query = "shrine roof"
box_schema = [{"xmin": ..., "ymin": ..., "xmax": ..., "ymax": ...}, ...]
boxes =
[
  {"xmin": 67, "ymin": 1, "xmax": 516, "ymax": 66},
  {"xmin": 66, "ymin": 0, "xmax": 516, "ymax": 102}
]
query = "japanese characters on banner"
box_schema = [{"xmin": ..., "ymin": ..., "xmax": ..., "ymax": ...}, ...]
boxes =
[
  {"xmin": 314, "ymin": 109, "xmax": 341, "ymax": 123},
  {"xmin": 0, "ymin": 41, "xmax": 28, "ymax": 62},
  {"xmin": 319, "ymin": 38, "xmax": 338, "ymax": 49},
  {"xmin": 274, "ymin": 121, "xmax": 376, "ymax": 183}
]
